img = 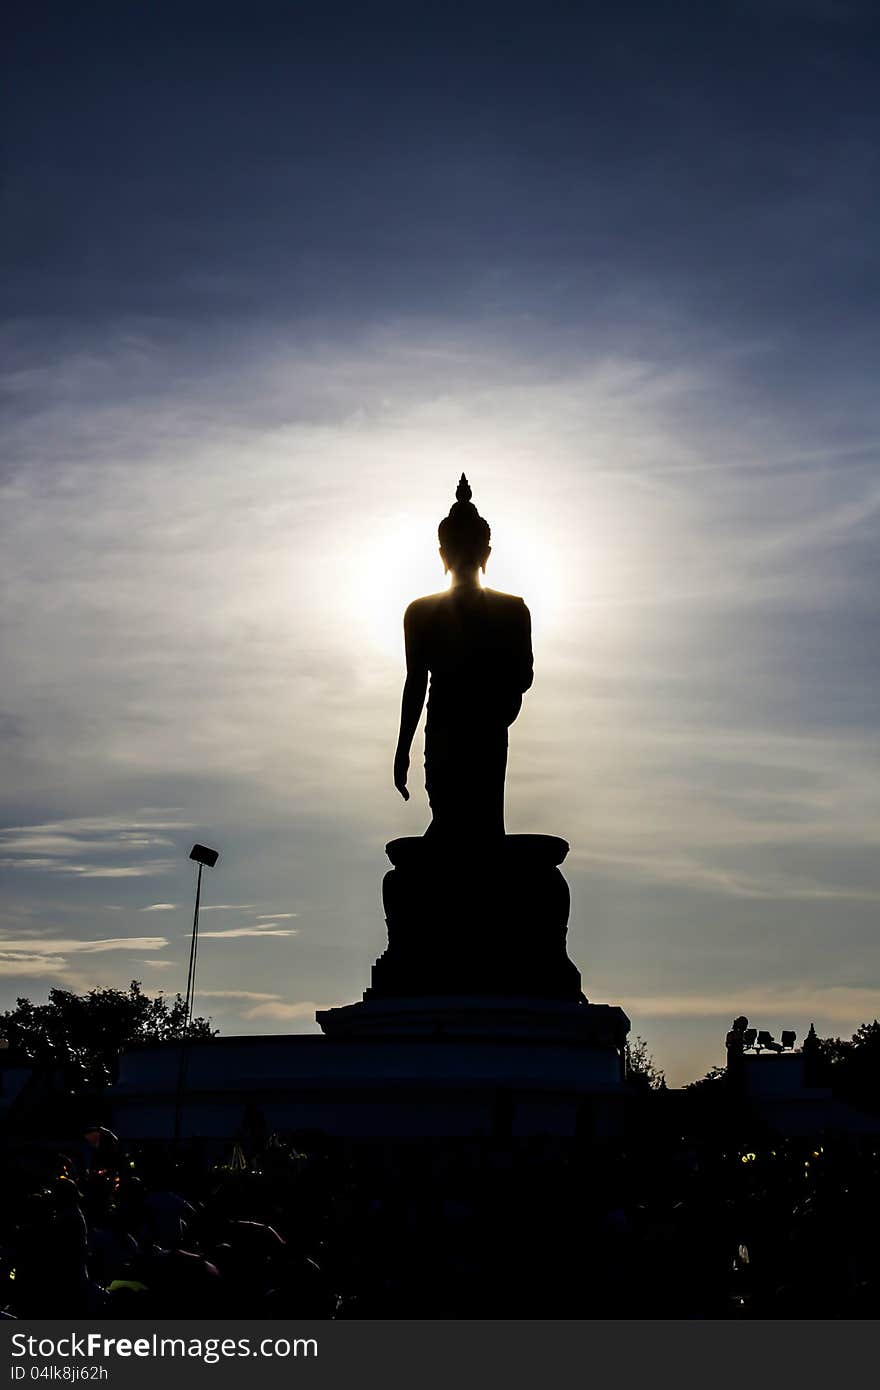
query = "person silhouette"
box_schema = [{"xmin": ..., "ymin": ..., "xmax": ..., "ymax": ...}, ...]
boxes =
[{"xmin": 393, "ymin": 476, "xmax": 533, "ymax": 840}]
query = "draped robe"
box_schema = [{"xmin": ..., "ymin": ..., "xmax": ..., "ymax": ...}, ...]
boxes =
[{"xmin": 403, "ymin": 587, "xmax": 533, "ymax": 839}]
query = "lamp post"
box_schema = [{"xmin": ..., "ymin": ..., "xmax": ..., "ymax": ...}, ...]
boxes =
[{"xmin": 174, "ymin": 842, "xmax": 219, "ymax": 1142}]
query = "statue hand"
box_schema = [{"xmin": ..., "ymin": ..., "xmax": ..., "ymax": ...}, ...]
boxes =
[{"xmin": 393, "ymin": 750, "xmax": 410, "ymax": 801}]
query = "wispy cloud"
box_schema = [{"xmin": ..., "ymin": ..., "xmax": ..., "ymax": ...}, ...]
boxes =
[
  {"xmin": 0, "ymin": 815, "xmax": 188, "ymax": 880},
  {"xmin": 0, "ymin": 934, "xmax": 169, "ymax": 982},
  {"xmin": 241, "ymin": 1000, "xmax": 331, "ymax": 1021},
  {"xmin": 626, "ymin": 985, "xmax": 880, "ymax": 1024},
  {"xmin": 199, "ymin": 923, "xmax": 299, "ymax": 939},
  {"xmin": 0, "ymin": 936, "xmax": 168, "ymax": 955},
  {"xmin": 573, "ymin": 847, "xmax": 880, "ymax": 902},
  {"xmin": 141, "ymin": 903, "xmax": 177, "ymax": 912},
  {"xmin": 199, "ymin": 905, "xmax": 256, "ymax": 912},
  {"xmin": 1, "ymin": 817, "xmax": 192, "ymax": 834},
  {"xmin": 1, "ymin": 834, "xmax": 173, "ymax": 855},
  {"xmin": 0, "ymin": 954, "xmax": 70, "ymax": 977},
  {"xmin": 0, "ymin": 860, "xmax": 174, "ymax": 878},
  {"xmin": 199, "ymin": 989, "xmax": 283, "ymax": 1001}
]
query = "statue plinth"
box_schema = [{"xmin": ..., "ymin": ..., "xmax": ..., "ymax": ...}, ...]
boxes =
[
  {"xmin": 317, "ymin": 993, "xmax": 629, "ymax": 1050},
  {"xmin": 314, "ymin": 831, "xmax": 631, "ymax": 1124},
  {"xmin": 367, "ymin": 833, "xmax": 582, "ymax": 1001}
]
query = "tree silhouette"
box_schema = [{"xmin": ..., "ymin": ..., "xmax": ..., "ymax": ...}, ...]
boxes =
[
  {"xmin": 685, "ymin": 1065, "xmax": 727, "ymax": 1090},
  {"xmin": 624, "ymin": 1034, "xmax": 666, "ymax": 1091},
  {"xmin": 808, "ymin": 1018, "xmax": 880, "ymax": 1110},
  {"xmin": 0, "ymin": 980, "xmax": 216, "ymax": 1088}
]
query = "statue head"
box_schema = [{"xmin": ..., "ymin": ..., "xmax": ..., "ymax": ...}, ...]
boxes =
[{"xmin": 438, "ymin": 475, "xmax": 491, "ymax": 576}]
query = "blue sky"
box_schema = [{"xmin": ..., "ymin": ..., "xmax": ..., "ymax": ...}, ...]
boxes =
[{"xmin": 2, "ymin": 0, "xmax": 879, "ymax": 1082}]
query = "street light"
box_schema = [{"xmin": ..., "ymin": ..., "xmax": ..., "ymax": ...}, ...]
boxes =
[
  {"xmin": 174, "ymin": 842, "xmax": 220, "ymax": 1142},
  {"xmin": 183, "ymin": 844, "xmax": 220, "ymax": 1032}
]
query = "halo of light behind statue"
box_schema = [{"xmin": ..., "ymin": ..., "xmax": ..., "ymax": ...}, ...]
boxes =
[{"xmin": 351, "ymin": 477, "xmax": 562, "ymax": 658}]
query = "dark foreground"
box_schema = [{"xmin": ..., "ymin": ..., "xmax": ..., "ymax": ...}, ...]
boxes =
[{"xmin": 2, "ymin": 1130, "xmax": 879, "ymax": 1319}]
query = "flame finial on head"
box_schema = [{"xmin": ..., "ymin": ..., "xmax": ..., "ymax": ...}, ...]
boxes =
[{"xmin": 438, "ymin": 474, "xmax": 490, "ymax": 560}]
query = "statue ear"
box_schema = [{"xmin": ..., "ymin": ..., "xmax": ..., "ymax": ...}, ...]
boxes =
[
  {"xmin": 439, "ymin": 546, "xmax": 449, "ymax": 574},
  {"xmin": 481, "ymin": 545, "xmax": 491, "ymax": 572}
]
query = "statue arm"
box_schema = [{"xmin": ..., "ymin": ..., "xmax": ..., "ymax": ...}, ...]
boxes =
[
  {"xmin": 519, "ymin": 600, "xmax": 534, "ymax": 693},
  {"xmin": 393, "ymin": 605, "xmax": 429, "ymax": 801},
  {"xmin": 498, "ymin": 600, "xmax": 533, "ymax": 727}
]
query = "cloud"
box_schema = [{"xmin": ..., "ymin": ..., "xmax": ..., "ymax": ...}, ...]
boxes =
[
  {"xmin": 0, "ymin": 932, "xmax": 169, "ymax": 982},
  {"xmin": 0, "ymin": 860, "xmax": 175, "ymax": 878},
  {"xmin": 199, "ymin": 990, "xmax": 283, "ymax": 1001},
  {"xmin": 141, "ymin": 903, "xmax": 178, "ymax": 912},
  {"xmin": 0, "ymin": 936, "xmax": 168, "ymax": 955},
  {"xmin": 256, "ymin": 912, "xmax": 297, "ymax": 919},
  {"xmin": 199, "ymin": 905, "xmax": 256, "ymax": 912},
  {"xmin": 241, "ymin": 1000, "xmax": 330, "ymax": 1020},
  {"xmin": 1, "ymin": 816, "xmax": 191, "ymax": 834},
  {"xmin": 0, "ymin": 834, "xmax": 173, "ymax": 855},
  {"xmin": 141, "ymin": 959, "xmax": 174, "ymax": 968},
  {"xmin": 199, "ymin": 924, "xmax": 299, "ymax": 939},
  {"xmin": 0, "ymin": 815, "xmax": 189, "ymax": 880},
  {"xmin": 0, "ymin": 954, "xmax": 70, "ymax": 977},
  {"xmin": 626, "ymin": 986, "xmax": 880, "ymax": 1023},
  {"xmin": 573, "ymin": 847, "xmax": 880, "ymax": 902}
]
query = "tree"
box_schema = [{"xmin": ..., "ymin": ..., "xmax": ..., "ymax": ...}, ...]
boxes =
[
  {"xmin": 684, "ymin": 1065, "xmax": 727, "ymax": 1091},
  {"xmin": 0, "ymin": 981, "xmax": 216, "ymax": 1088},
  {"xmin": 624, "ymin": 1034, "xmax": 666, "ymax": 1091},
  {"xmin": 807, "ymin": 1018, "xmax": 880, "ymax": 1110}
]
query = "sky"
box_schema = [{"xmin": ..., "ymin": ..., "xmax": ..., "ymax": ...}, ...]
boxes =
[{"xmin": 2, "ymin": 0, "xmax": 879, "ymax": 1085}]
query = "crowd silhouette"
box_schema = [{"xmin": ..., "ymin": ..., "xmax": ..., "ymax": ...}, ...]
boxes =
[{"xmin": 3, "ymin": 1123, "xmax": 880, "ymax": 1319}]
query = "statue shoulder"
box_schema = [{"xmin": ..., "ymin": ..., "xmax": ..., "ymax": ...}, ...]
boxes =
[
  {"xmin": 484, "ymin": 588, "xmax": 530, "ymax": 615},
  {"xmin": 404, "ymin": 592, "xmax": 446, "ymax": 626}
]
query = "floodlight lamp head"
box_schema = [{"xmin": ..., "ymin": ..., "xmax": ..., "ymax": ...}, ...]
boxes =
[
  {"xmin": 189, "ymin": 844, "xmax": 219, "ymax": 868},
  {"xmin": 781, "ymin": 1030, "xmax": 797, "ymax": 1049},
  {"xmin": 743, "ymin": 1028, "xmax": 757, "ymax": 1047},
  {"xmin": 756, "ymin": 1030, "xmax": 773, "ymax": 1047}
]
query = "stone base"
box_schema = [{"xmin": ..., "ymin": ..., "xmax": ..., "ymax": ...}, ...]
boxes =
[
  {"xmin": 317, "ymin": 994, "xmax": 628, "ymax": 1048},
  {"xmin": 113, "ymin": 1009, "xmax": 630, "ymax": 1143},
  {"xmin": 369, "ymin": 834, "xmax": 582, "ymax": 1001}
]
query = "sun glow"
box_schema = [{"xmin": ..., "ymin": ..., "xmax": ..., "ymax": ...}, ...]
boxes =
[{"xmin": 350, "ymin": 506, "xmax": 565, "ymax": 661}]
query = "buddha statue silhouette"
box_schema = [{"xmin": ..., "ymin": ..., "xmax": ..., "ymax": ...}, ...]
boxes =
[{"xmin": 393, "ymin": 476, "xmax": 533, "ymax": 840}]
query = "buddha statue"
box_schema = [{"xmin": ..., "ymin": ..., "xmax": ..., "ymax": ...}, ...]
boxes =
[{"xmin": 393, "ymin": 476, "xmax": 533, "ymax": 841}]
